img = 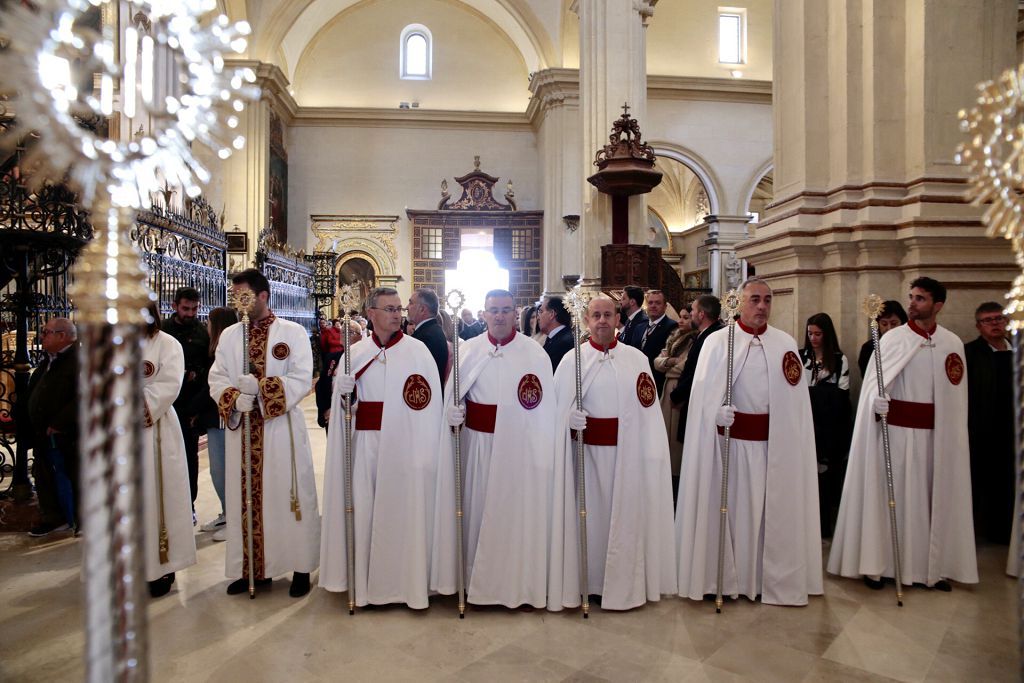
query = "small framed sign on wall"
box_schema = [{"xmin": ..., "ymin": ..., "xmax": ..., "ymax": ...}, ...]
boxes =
[{"xmin": 226, "ymin": 231, "xmax": 248, "ymax": 253}]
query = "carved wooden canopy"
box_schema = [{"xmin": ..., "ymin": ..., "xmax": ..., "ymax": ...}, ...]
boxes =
[{"xmin": 438, "ymin": 156, "xmax": 517, "ymax": 211}]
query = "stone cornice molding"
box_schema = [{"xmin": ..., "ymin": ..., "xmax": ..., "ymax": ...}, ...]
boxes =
[
  {"xmin": 647, "ymin": 75, "xmax": 772, "ymax": 104},
  {"xmin": 527, "ymin": 68, "xmax": 580, "ymax": 122},
  {"xmin": 291, "ymin": 107, "xmax": 532, "ymax": 131},
  {"xmin": 226, "ymin": 59, "xmax": 299, "ymax": 121}
]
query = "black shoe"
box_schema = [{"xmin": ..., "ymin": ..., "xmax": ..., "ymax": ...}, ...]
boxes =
[
  {"xmin": 227, "ymin": 577, "xmax": 271, "ymax": 595},
  {"xmin": 148, "ymin": 573, "xmax": 175, "ymax": 598},
  {"xmin": 28, "ymin": 522, "xmax": 72, "ymax": 537},
  {"xmin": 289, "ymin": 572, "xmax": 310, "ymax": 598},
  {"xmin": 587, "ymin": 594, "xmax": 602, "ymax": 607},
  {"xmin": 863, "ymin": 576, "xmax": 885, "ymax": 590},
  {"xmin": 932, "ymin": 579, "xmax": 952, "ymax": 592}
]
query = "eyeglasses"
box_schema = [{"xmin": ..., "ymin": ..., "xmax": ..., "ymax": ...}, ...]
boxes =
[
  {"xmin": 978, "ymin": 315, "xmax": 1006, "ymax": 325},
  {"xmin": 370, "ymin": 306, "xmax": 405, "ymax": 315}
]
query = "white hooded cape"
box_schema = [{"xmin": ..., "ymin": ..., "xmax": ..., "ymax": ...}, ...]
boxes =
[
  {"xmin": 828, "ymin": 323, "xmax": 978, "ymax": 585},
  {"xmin": 430, "ymin": 331, "xmax": 565, "ymax": 609},
  {"xmin": 208, "ymin": 316, "xmax": 321, "ymax": 580},
  {"xmin": 675, "ymin": 324, "xmax": 823, "ymax": 606},
  {"xmin": 553, "ymin": 340, "xmax": 677, "ymax": 611},
  {"xmin": 321, "ymin": 332, "xmax": 445, "ymax": 608},
  {"xmin": 141, "ymin": 331, "xmax": 197, "ymax": 581}
]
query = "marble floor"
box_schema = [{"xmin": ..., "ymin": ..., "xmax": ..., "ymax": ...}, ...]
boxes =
[{"xmin": 0, "ymin": 397, "xmax": 1019, "ymax": 682}]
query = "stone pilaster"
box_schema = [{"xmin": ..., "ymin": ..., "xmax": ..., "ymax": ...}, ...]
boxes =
[
  {"xmin": 574, "ymin": 0, "xmax": 658, "ymax": 286},
  {"xmin": 703, "ymin": 215, "xmax": 751, "ymax": 296},
  {"xmin": 737, "ymin": 0, "xmax": 1018, "ymax": 354},
  {"xmin": 529, "ymin": 69, "xmax": 581, "ymax": 294}
]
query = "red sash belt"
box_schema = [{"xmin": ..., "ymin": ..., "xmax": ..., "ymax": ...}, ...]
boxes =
[
  {"xmin": 717, "ymin": 411, "xmax": 770, "ymax": 441},
  {"xmin": 355, "ymin": 401, "xmax": 383, "ymax": 430},
  {"xmin": 571, "ymin": 417, "xmax": 619, "ymax": 446},
  {"xmin": 879, "ymin": 398, "xmax": 934, "ymax": 430},
  {"xmin": 465, "ymin": 399, "xmax": 497, "ymax": 434}
]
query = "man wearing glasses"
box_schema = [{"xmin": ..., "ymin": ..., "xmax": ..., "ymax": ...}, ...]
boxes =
[
  {"xmin": 25, "ymin": 318, "xmax": 80, "ymax": 536},
  {"xmin": 964, "ymin": 302, "xmax": 1014, "ymax": 545},
  {"xmin": 321, "ymin": 287, "xmax": 445, "ymax": 608}
]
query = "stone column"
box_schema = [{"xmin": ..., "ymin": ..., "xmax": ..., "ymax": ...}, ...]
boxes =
[
  {"xmin": 221, "ymin": 61, "xmax": 292, "ymax": 265},
  {"xmin": 574, "ymin": 0, "xmax": 658, "ymax": 287},
  {"xmin": 738, "ymin": 0, "xmax": 1018, "ymax": 354},
  {"xmin": 704, "ymin": 215, "xmax": 752, "ymax": 296},
  {"xmin": 529, "ymin": 68, "xmax": 581, "ymax": 294}
]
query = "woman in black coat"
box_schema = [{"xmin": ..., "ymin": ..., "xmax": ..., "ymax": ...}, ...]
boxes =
[{"xmin": 801, "ymin": 312, "xmax": 852, "ymax": 537}]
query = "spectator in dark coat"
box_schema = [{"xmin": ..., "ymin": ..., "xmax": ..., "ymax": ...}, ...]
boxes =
[
  {"xmin": 161, "ymin": 287, "xmax": 210, "ymax": 510},
  {"xmin": 25, "ymin": 317, "xmax": 80, "ymax": 536},
  {"xmin": 409, "ymin": 288, "xmax": 449, "ymax": 386},
  {"xmin": 965, "ymin": 301, "xmax": 1014, "ymax": 543},
  {"xmin": 617, "ymin": 285, "xmax": 648, "ymax": 347},
  {"xmin": 635, "ymin": 289, "xmax": 678, "ymax": 394},
  {"xmin": 538, "ymin": 295, "xmax": 574, "ymax": 371}
]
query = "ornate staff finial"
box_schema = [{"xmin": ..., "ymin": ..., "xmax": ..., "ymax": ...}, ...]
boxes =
[
  {"xmin": 339, "ymin": 284, "xmax": 362, "ymax": 315},
  {"xmin": 862, "ymin": 294, "xmax": 885, "ymax": 321},
  {"xmin": 721, "ymin": 289, "xmax": 741, "ymax": 319},
  {"xmin": 444, "ymin": 289, "xmax": 466, "ymax": 316}
]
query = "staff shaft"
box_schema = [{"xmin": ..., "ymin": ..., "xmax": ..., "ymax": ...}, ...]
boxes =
[
  {"xmin": 715, "ymin": 320, "xmax": 736, "ymax": 613},
  {"xmin": 342, "ymin": 312, "xmax": 356, "ymax": 614},
  {"xmin": 573, "ymin": 317, "xmax": 589, "ymax": 618},
  {"xmin": 451, "ymin": 324, "xmax": 466, "ymax": 618},
  {"xmin": 871, "ymin": 322, "xmax": 904, "ymax": 606}
]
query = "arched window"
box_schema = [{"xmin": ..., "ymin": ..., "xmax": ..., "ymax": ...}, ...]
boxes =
[{"xmin": 400, "ymin": 24, "xmax": 432, "ymax": 80}]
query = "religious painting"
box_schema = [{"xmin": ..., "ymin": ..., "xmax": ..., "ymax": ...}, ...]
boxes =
[{"xmin": 269, "ymin": 110, "xmax": 288, "ymax": 245}]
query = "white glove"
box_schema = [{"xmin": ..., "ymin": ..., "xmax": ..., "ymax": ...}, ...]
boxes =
[
  {"xmin": 568, "ymin": 409, "xmax": 588, "ymax": 430},
  {"xmin": 873, "ymin": 395, "xmax": 890, "ymax": 416},
  {"xmin": 237, "ymin": 373, "xmax": 259, "ymax": 395},
  {"xmin": 335, "ymin": 374, "xmax": 355, "ymax": 395},
  {"xmin": 447, "ymin": 404, "xmax": 466, "ymax": 427},
  {"xmin": 715, "ymin": 405, "xmax": 736, "ymax": 428},
  {"xmin": 235, "ymin": 393, "xmax": 256, "ymax": 413}
]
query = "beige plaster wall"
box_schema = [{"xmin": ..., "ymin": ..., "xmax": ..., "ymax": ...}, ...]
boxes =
[
  {"xmin": 647, "ymin": 0, "xmax": 773, "ymax": 80},
  {"xmin": 286, "ymin": 124, "xmax": 540, "ymax": 300},
  {"xmin": 646, "ymin": 97, "xmax": 773, "ymax": 217},
  {"xmin": 292, "ymin": 0, "xmax": 530, "ymax": 111}
]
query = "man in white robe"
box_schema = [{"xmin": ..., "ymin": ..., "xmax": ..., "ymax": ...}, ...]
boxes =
[
  {"xmin": 554, "ymin": 296, "xmax": 676, "ymax": 611},
  {"xmin": 434, "ymin": 289, "xmax": 564, "ymax": 609},
  {"xmin": 209, "ymin": 269, "xmax": 320, "ymax": 598},
  {"xmin": 676, "ymin": 278, "xmax": 822, "ymax": 606},
  {"xmin": 142, "ymin": 307, "xmax": 196, "ymax": 598},
  {"xmin": 829, "ymin": 277, "xmax": 978, "ymax": 590},
  {"xmin": 321, "ymin": 287, "xmax": 445, "ymax": 608}
]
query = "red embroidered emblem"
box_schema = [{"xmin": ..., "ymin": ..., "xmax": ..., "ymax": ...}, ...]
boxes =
[
  {"xmin": 636, "ymin": 372, "xmax": 656, "ymax": 408},
  {"xmin": 403, "ymin": 374, "xmax": 431, "ymax": 410},
  {"xmin": 782, "ymin": 351, "xmax": 802, "ymax": 386},
  {"xmin": 272, "ymin": 342, "xmax": 289, "ymax": 360},
  {"xmin": 518, "ymin": 374, "xmax": 543, "ymax": 410},
  {"xmin": 945, "ymin": 353, "xmax": 964, "ymax": 385},
  {"xmin": 143, "ymin": 361, "xmax": 155, "ymax": 378}
]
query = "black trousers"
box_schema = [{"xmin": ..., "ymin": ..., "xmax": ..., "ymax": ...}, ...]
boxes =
[{"xmin": 181, "ymin": 421, "xmax": 202, "ymax": 505}]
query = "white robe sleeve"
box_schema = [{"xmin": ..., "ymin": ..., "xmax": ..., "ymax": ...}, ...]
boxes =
[
  {"xmin": 258, "ymin": 324, "xmax": 313, "ymax": 419},
  {"xmin": 145, "ymin": 334, "xmax": 184, "ymax": 427}
]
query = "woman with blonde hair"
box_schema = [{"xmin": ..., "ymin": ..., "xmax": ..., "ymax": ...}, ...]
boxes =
[{"xmin": 653, "ymin": 306, "xmax": 697, "ymax": 501}]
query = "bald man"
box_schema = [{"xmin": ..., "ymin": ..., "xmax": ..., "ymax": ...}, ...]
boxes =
[{"xmin": 25, "ymin": 318, "xmax": 80, "ymax": 536}]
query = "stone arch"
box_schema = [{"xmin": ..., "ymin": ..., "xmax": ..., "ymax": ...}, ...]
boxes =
[
  {"xmin": 649, "ymin": 142, "xmax": 724, "ymax": 217},
  {"xmin": 740, "ymin": 159, "xmax": 774, "ymax": 217},
  {"xmin": 261, "ymin": 0, "xmax": 550, "ymax": 83}
]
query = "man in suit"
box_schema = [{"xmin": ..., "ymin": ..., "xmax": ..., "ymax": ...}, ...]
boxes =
[
  {"xmin": 637, "ymin": 290, "xmax": 678, "ymax": 394},
  {"xmin": 538, "ymin": 295, "xmax": 574, "ymax": 371},
  {"xmin": 458, "ymin": 309, "xmax": 484, "ymax": 340},
  {"xmin": 24, "ymin": 317, "xmax": 80, "ymax": 536},
  {"xmin": 409, "ymin": 288, "xmax": 449, "ymax": 386},
  {"xmin": 670, "ymin": 295, "xmax": 723, "ymax": 450},
  {"xmin": 617, "ymin": 285, "xmax": 647, "ymax": 347}
]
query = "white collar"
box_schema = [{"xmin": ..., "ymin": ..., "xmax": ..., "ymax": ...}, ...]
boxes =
[
  {"xmin": 547, "ymin": 324, "xmax": 566, "ymax": 339},
  {"xmin": 627, "ymin": 309, "xmax": 641, "ymax": 321},
  {"xmin": 648, "ymin": 314, "xmax": 666, "ymax": 326}
]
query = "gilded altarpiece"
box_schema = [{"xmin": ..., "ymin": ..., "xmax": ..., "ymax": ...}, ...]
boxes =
[{"xmin": 407, "ymin": 160, "xmax": 543, "ymax": 307}]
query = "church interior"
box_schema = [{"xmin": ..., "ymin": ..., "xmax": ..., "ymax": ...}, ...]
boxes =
[{"xmin": 1, "ymin": 0, "xmax": 1022, "ymax": 680}]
